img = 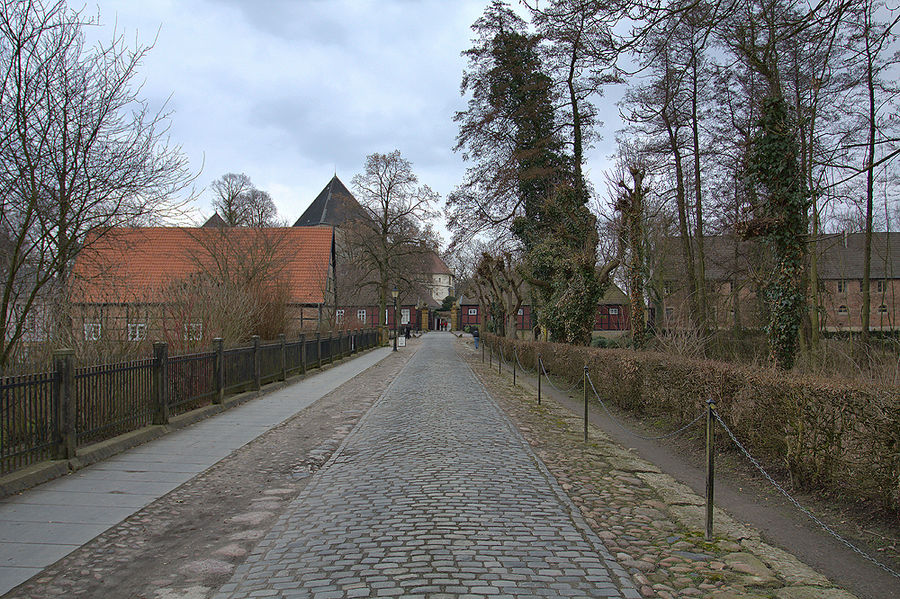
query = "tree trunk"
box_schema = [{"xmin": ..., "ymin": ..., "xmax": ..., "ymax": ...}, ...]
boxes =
[
  {"xmin": 861, "ymin": 20, "xmax": 876, "ymax": 342},
  {"xmin": 690, "ymin": 53, "xmax": 707, "ymax": 333}
]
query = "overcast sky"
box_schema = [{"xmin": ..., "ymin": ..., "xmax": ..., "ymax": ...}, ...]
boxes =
[{"xmin": 92, "ymin": 0, "xmax": 620, "ymax": 241}]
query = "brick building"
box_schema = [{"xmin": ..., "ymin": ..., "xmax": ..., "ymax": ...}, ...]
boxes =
[
  {"xmin": 69, "ymin": 226, "xmax": 336, "ymax": 350},
  {"xmin": 657, "ymin": 232, "xmax": 899, "ymax": 333}
]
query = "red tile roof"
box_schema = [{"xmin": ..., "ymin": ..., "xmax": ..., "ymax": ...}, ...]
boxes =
[{"xmin": 70, "ymin": 226, "xmax": 334, "ymax": 305}]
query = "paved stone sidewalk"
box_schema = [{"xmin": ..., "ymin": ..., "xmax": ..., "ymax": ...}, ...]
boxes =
[{"xmin": 214, "ymin": 333, "xmax": 640, "ymax": 599}]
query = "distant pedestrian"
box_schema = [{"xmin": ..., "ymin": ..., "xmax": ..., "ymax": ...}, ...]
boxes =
[{"xmin": 472, "ymin": 327, "xmax": 479, "ymax": 349}]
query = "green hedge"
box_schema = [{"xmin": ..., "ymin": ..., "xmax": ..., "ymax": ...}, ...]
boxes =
[{"xmin": 483, "ymin": 333, "xmax": 900, "ymax": 516}]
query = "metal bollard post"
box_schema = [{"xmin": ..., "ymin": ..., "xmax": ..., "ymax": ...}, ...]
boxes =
[
  {"xmin": 537, "ymin": 354, "xmax": 542, "ymax": 405},
  {"xmin": 512, "ymin": 348, "xmax": 516, "ymax": 386},
  {"xmin": 498, "ymin": 344, "xmax": 502, "ymax": 374},
  {"xmin": 583, "ymin": 366, "xmax": 589, "ymax": 442},
  {"xmin": 706, "ymin": 398, "xmax": 717, "ymax": 541},
  {"xmin": 489, "ymin": 342, "xmax": 492, "ymax": 368}
]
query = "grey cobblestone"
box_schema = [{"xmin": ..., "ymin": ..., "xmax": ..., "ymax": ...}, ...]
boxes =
[{"xmin": 215, "ymin": 333, "xmax": 638, "ymax": 598}]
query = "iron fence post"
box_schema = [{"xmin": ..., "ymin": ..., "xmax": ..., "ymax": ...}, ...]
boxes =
[
  {"xmin": 330, "ymin": 333, "xmax": 335, "ymax": 364},
  {"xmin": 279, "ymin": 333, "xmax": 287, "ymax": 381},
  {"xmin": 213, "ymin": 338, "xmax": 224, "ymax": 404},
  {"xmin": 498, "ymin": 340, "xmax": 502, "ymax": 374},
  {"xmin": 537, "ymin": 354, "xmax": 542, "ymax": 405},
  {"xmin": 583, "ymin": 366, "xmax": 589, "ymax": 442},
  {"xmin": 152, "ymin": 342, "xmax": 169, "ymax": 425},
  {"xmin": 512, "ymin": 347, "xmax": 516, "ymax": 386},
  {"xmin": 706, "ymin": 398, "xmax": 717, "ymax": 541},
  {"xmin": 299, "ymin": 332, "xmax": 307, "ymax": 375},
  {"xmin": 52, "ymin": 349, "xmax": 76, "ymax": 460},
  {"xmin": 252, "ymin": 335, "xmax": 261, "ymax": 391},
  {"xmin": 316, "ymin": 332, "xmax": 322, "ymax": 369}
]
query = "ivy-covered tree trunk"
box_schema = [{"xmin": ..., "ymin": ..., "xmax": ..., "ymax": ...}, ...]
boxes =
[{"xmin": 747, "ymin": 97, "xmax": 808, "ymax": 370}]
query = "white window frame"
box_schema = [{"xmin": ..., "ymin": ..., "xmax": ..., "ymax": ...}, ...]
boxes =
[
  {"xmin": 127, "ymin": 323, "xmax": 146, "ymax": 342},
  {"xmin": 468, "ymin": 308, "xmax": 478, "ymax": 316},
  {"xmin": 837, "ymin": 280, "xmax": 846, "ymax": 293},
  {"xmin": 837, "ymin": 305, "xmax": 849, "ymax": 315},
  {"xmin": 335, "ymin": 309, "xmax": 344, "ymax": 323},
  {"xmin": 401, "ymin": 308, "xmax": 410, "ymax": 325},
  {"xmin": 609, "ymin": 307, "xmax": 619, "ymax": 315},
  {"xmin": 357, "ymin": 309, "xmax": 366, "ymax": 324},
  {"xmin": 184, "ymin": 323, "xmax": 203, "ymax": 341},
  {"xmin": 84, "ymin": 323, "xmax": 101, "ymax": 341}
]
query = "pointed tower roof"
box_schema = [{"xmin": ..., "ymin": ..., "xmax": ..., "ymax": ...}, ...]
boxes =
[
  {"xmin": 202, "ymin": 212, "xmax": 229, "ymax": 228},
  {"xmin": 293, "ymin": 175, "xmax": 367, "ymax": 227}
]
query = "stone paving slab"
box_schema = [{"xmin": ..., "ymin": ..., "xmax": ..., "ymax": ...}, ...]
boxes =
[
  {"xmin": 0, "ymin": 346, "xmax": 392, "ymax": 596},
  {"xmin": 214, "ymin": 333, "xmax": 639, "ymax": 599}
]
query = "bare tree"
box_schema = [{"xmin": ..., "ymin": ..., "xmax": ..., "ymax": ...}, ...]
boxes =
[
  {"xmin": 349, "ymin": 150, "xmax": 439, "ymax": 329},
  {"xmin": 209, "ymin": 173, "xmax": 278, "ymax": 227},
  {"xmin": 0, "ymin": 0, "xmax": 193, "ymax": 368},
  {"xmin": 474, "ymin": 251, "xmax": 525, "ymax": 339}
]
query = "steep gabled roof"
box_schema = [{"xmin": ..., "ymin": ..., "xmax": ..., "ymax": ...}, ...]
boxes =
[
  {"xmin": 293, "ymin": 175, "xmax": 367, "ymax": 227},
  {"xmin": 660, "ymin": 232, "xmax": 900, "ymax": 281},
  {"xmin": 422, "ymin": 252, "xmax": 452, "ymax": 275},
  {"xmin": 202, "ymin": 212, "xmax": 229, "ymax": 228},
  {"xmin": 70, "ymin": 226, "xmax": 334, "ymax": 305}
]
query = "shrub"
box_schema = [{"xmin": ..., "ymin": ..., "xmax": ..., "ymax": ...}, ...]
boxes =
[{"xmin": 482, "ymin": 332, "xmax": 900, "ymax": 516}]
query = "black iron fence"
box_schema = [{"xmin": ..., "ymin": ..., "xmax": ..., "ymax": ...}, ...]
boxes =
[{"xmin": 0, "ymin": 328, "xmax": 378, "ymax": 476}]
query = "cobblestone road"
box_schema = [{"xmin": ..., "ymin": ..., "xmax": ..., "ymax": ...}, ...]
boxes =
[{"xmin": 215, "ymin": 333, "xmax": 639, "ymax": 599}]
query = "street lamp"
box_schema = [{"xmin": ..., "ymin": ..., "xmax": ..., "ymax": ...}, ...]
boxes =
[{"xmin": 391, "ymin": 287, "xmax": 399, "ymax": 352}]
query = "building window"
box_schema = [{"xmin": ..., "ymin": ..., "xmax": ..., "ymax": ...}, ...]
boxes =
[
  {"xmin": 335, "ymin": 309, "xmax": 344, "ymax": 323},
  {"xmin": 401, "ymin": 309, "xmax": 410, "ymax": 325},
  {"xmin": 184, "ymin": 323, "xmax": 202, "ymax": 341},
  {"xmin": 837, "ymin": 305, "xmax": 848, "ymax": 315},
  {"xmin": 665, "ymin": 307, "xmax": 674, "ymax": 319},
  {"xmin": 664, "ymin": 280, "xmax": 675, "ymax": 295},
  {"xmin": 517, "ymin": 308, "xmax": 524, "ymax": 315},
  {"xmin": 876, "ymin": 280, "xmax": 886, "ymax": 293},
  {"xmin": 837, "ymin": 280, "xmax": 846, "ymax": 293},
  {"xmin": 878, "ymin": 304, "xmax": 888, "ymax": 314},
  {"xmin": 609, "ymin": 307, "xmax": 619, "ymax": 315},
  {"xmin": 127, "ymin": 323, "xmax": 146, "ymax": 341},
  {"xmin": 357, "ymin": 309, "xmax": 366, "ymax": 324},
  {"xmin": 468, "ymin": 308, "xmax": 477, "ymax": 316},
  {"xmin": 84, "ymin": 323, "xmax": 101, "ymax": 341}
]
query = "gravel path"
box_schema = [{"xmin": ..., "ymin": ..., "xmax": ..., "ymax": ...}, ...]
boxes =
[{"xmin": 214, "ymin": 332, "xmax": 639, "ymax": 599}]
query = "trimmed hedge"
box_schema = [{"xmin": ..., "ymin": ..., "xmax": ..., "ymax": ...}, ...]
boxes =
[{"xmin": 484, "ymin": 333, "xmax": 900, "ymax": 516}]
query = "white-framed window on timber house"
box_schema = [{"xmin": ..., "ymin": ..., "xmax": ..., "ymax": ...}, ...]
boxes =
[
  {"xmin": 357, "ymin": 309, "xmax": 366, "ymax": 324},
  {"xmin": 84, "ymin": 323, "xmax": 101, "ymax": 341},
  {"xmin": 468, "ymin": 308, "xmax": 478, "ymax": 316},
  {"xmin": 335, "ymin": 309, "xmax": 344, "ymax": 323},
  {"xmin": 127, "ymin": 323, "xmax": 146, "ymax": 341},
  {"xmin": 184, "ymin": 323, "xmax": 202, "ymax": 341},
  {"xmin": 609, "ymin": 307, "xmax": 619, "ymax": 315},
  {"xmin": 838, "ymin": 305, "xmax": 849, "ymax": 315}
]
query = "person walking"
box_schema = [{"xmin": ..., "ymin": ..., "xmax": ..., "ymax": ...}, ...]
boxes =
[{"xmin": 472, "ymin": 326, "xmax": 479, "ymax": 349}]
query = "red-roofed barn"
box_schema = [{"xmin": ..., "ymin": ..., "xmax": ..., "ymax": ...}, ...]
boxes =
[{"xmin": 69, "ymin": 226, "xmax": 336, "ymax": 349}]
